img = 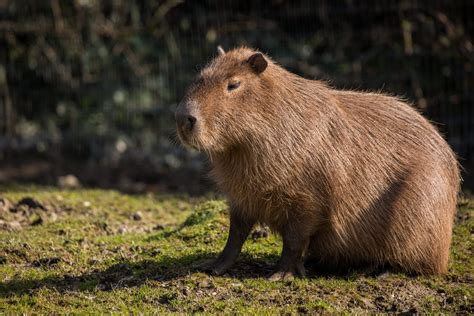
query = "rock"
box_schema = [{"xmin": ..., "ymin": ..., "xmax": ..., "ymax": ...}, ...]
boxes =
[
  {"xmin": 0, "ymin": 198, "xmax": 13, "ymax": 213},
  {"xmin": 0, "ymin": 220, "xmax": 22, "ymax": 231},
  {"xmin": 58, "ymin": 174, "xmax": 81, "ymax": 189},
  {"xmin": 10, "ymin": 221, "xmax": 22, "ymax": 230},
  {"xmin": 198, "ymin": 279, "xmax": 212, "ymax": 288},
  {"xmin": 153, "ymin": 224, "xmax": 165, "ymax": 231},
  {"xmin": 32, "ymin": 257, "xmax": 61, "ymax": 267},
  {"xmin": 182, "ymin": 287, "xmax": 190, "ymax": 296},
  {"xmin": 29, "ymin": 213, "xmax": 44, "ymax": 226},
  {"xmin": 117, "ymin": 226, "xmax": 128, "ymax": 234},
  {"xmin": 49, "ymin": 212, "xmax": 58, "ymax": 222},
  {"xmin": 132, "ymin": 211, "xmax": 143, "ymax": 221},
  {"xmin": 16, "ymin": 197, "xmax": 46, "ymax": 211}
]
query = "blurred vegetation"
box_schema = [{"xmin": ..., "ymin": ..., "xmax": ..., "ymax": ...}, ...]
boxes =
[{"xmin": 0, "ymin": 0, "xmax": 473, "ymax": 190}]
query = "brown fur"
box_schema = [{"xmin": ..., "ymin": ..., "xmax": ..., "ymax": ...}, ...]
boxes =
[{"xmin": 176, "ymin": 47, "xmax": 460, "ymax": 277}]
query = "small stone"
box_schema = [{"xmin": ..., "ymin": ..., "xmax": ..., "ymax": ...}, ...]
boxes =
[
  {"xmin": 0, "ymin": 198, "xmax": 12, "ymax": 213},
  {"xmin": 7, "ymin": 221, "xmax": 22, "ymax": 231},
  {"xmin": 153, "ymin": 224, "xmax": 165, "ymax": 231},
  {"xmin": 58, "ymin": 174, "xmax": 81, "ymax": 189},
  {"xmin": 29, "ymin": 214, "xmax": 43, "ymax": 226},
  {"xmin": 198, "ymin": 279, "xmax": 211, "ymax": 288},
  {"xmin": 32, "ymin": 257, "xmax": 61, "ymax": 267},
  {"xmin": 182, "ymin": 287, "xmax": 190, "ymax": 296},
  {"xmin": 132, "ymin": 211, "xmax": 143, "ymax": 221},
  {"xmin": 16, "ymin": 197, "xmax": 45, "ymax": 211},
  {"xmin": 117, "ymin": 226, "xmax": 128, "ymax": 234},
  {"xmin": 49, "ymin": 212, "xmax": 58, "ymax": 222}
]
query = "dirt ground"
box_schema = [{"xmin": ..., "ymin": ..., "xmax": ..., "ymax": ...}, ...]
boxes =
[{"xmin": 0, "ymin": 186, "xmax": 472, "ymax": 313}]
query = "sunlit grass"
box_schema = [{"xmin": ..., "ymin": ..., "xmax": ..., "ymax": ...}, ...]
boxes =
[{"xmin": 0, "ymin": 186, "xmax": 472, "ymax": 313}]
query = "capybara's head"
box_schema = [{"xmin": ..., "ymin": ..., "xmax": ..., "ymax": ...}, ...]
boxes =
[{"xmin": 175, "ymin": 47, "xmax": 270, "ymax": 152}]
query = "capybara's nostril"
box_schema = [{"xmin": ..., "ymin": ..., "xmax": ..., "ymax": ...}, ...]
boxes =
[
  {"xmin": 176, "ymin": 112, "xmax": 197, "ymax": 132},
  {"xmin": 187, "ymin": 115, "xmax": 197, "ymax": 130}
]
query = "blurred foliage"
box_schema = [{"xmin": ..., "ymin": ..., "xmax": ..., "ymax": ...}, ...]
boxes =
[{"xmin": 0, "ymin": 0, "xmax": 473, "ymax": 188}]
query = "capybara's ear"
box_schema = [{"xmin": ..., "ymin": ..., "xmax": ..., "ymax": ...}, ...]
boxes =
[
  {"xmin": 247, "ymin": 53, "xmax": 267, "ymax": 74},
  {"xmin": 217, "ymin": 45, "xmax": 225, "ymax": 56}
]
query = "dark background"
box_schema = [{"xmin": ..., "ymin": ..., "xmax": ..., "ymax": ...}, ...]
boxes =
[{"xmin": 0, "ymin": 0, "xmax": 473, "ymax": 193}]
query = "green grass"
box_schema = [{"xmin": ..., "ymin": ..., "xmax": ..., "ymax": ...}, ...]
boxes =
[{"xmin": 0, "ymin": 185, "xmax": 472, "ymax": 313}]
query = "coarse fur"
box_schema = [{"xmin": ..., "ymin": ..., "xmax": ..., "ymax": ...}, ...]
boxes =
[{"xmin": 176, "ymin": 46, "xmax": 460, "ymax": 277}]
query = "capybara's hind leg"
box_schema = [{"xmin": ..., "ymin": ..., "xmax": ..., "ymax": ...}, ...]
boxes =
[{"xmin": 269, "ymin": 221, "xmax": 311, "ymax": 281}]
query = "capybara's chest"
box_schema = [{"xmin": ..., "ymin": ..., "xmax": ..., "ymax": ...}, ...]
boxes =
[{"xmin": 225, "ymin": 179, "xmax": 324, "ymax": 230}]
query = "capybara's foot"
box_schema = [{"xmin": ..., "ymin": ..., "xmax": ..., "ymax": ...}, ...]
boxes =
[
  {"xmin": 268, "ymin": 271, "xmax": 296, "ymax": 281},
  {"xmin": 194, "ymin": 257, "xmax": 235, "ymax": 275},
  {"xmin": 194, "ymin": 209, "xmax": 254, "ymax": 276},
  {"xmin": 268, "ymin": 261, "xmax": 306, "ymax": 281}
]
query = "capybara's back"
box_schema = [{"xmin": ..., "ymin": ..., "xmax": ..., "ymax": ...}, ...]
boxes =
[
  {"xmin": 176, "ymin": 47, "xmax": 460, "ymax": 277},
  {"xmin": 307, "ymin": 90, "xmax": 460, "ymax": 274}
]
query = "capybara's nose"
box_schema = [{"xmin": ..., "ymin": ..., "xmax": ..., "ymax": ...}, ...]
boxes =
[
  {"xmin": 186, "ymin": 115, "xmax": 197, "ymax": 130},
  {"xmin": 176, "ymin": 112, "xmax": 197, "ymax": 132}
]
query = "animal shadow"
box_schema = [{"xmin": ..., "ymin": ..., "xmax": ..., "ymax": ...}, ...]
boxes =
[
  {"xmin": 0, "ymin": 250, "xmax": 396, "ymax": 298},
  {"xmin": 0, "ymin": 253, "xmax": 282, "ymax": 297}
]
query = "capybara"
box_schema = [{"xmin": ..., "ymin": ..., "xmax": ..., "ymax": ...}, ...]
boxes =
[{"xmin": 175, "ymin": 46, "xmax": 460, "ymax": 280}]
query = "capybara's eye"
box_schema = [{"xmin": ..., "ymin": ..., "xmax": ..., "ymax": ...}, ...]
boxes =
[{"xmin": 227, "ymin": 81, "xmax": 241, "ymax": 91}]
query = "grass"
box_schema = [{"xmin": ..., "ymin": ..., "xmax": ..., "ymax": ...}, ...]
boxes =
[{"xmin": 0, "ymin": 185, "xmax": 472, "ymax": 313}]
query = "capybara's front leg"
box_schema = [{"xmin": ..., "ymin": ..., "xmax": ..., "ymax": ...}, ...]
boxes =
[
  {"xmin": 198, "ymin": 208, "xmax": 254, "ymax": 275},
  {"xmin": 269, "ymin": 224, "xmax": 309, "ymax": 281}
]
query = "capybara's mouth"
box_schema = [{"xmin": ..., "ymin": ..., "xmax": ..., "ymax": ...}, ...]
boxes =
[{"xmin": 176, "ymin": 126, "xmax": 200, "ymax": 150}]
